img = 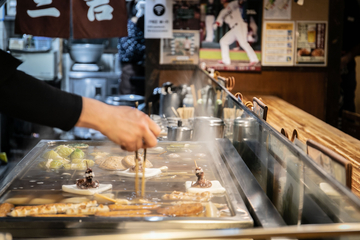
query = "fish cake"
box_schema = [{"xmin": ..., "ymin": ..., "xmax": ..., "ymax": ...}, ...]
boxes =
[
  {"xmin": 122, "ymin": 155, "xmax": 153, "ymax": 168},
  {"xmin": 95, "ymin": 210, "xmax": 152, "ymax": 217},
  {"xmin": 162, "ymin": 191, "xmax": 211, "ymax": 201},
  {"xmin": 157, "ymin": 203, "xmax": 203, "ymax": 217},
  {"xmin": 98, "ymin": 156, "xmax": 126, "ymax": 170},
  {"xmin": 0, "ymin": 203, "xmax": 14, "ymax": 217},
  {"xmin": 108, "ymin": 204, "xmax": 160, "ymax": 211}
]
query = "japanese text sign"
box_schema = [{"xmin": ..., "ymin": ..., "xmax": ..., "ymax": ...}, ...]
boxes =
[
  {"xmin": 16, "ymin": 0, "xmax": 70, "ymax": 38},
  {"xmin": 15, "ymin": 0, "xmax": 128, "ymax": 39},
  {"xmin": 72, "ymin": 0, "xmax": 127, "ymax": 39}
]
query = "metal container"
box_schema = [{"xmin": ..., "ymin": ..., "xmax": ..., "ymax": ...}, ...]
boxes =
[
  {"xmin": 70, "ymin": 44, "xmax": 104, "ymax": 63},
  {"xmin": 192, "ymin": 117, "xmax": 225, "ymax": 141},
  {"xmin": 166, "ymin": 117, "xmax": 181, "ymax": 127},
  {"xmin": 158, "ymin": 83, "xmax": 187, "ymax": 117},
  {"xmin": 0, "ymin": 140, "xmax": 253, "ymax": 237},
  {"xmin": 233, "ymin": 117, "xmax": 258, "ymax": 143},
  {"xmin": 105, "ymin": 94, "xmax": 145, "ymax": 107},
  {"xmin": 167, "ymin": 121, "xmax": 193, "ymax": 141}
]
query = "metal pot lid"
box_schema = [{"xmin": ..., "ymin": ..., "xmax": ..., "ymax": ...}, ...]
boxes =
[
  {"xmin": 234, "ymin": 117, "xmax": 256, "ymax": 126},
  {"xmin": 71, "ymin": 43, "xmax": 105, "ymax": 49},
  {"xmin": 107, "ymin": 95, "xmax": 145, "ymax": 103},
  {"xmin": 194, "ymin": 117, "xmax": 224, "ymax": 126}
]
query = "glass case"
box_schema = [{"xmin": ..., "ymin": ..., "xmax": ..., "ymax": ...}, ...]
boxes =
[
  {"xmin": 1, "ymin": 66, "xmax": 360, "ymax": 239},
  {"xmin": 147, "ymin": 66, "xmax": 360, "ymax": 239}
]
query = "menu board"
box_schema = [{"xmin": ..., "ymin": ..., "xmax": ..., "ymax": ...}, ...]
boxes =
[
  {"xmin": 262, "ymin": 21, "xmax": 295, "ymax": 66},
  {"xmin": 295, "ymin": 21, "xmax": 327, "ymax": 66}
]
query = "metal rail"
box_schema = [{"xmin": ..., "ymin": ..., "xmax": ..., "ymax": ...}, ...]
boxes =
[{"xmin": 23, "ymin": 223, "xmax": 360, "ymax": 240}]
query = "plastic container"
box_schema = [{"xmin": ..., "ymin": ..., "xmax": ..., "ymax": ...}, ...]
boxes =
[{"xmin": 33, "ymin": 36, "xmax": 52, "ymax": 50}]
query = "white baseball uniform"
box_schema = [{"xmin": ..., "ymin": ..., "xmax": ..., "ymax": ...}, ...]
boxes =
[
  {"xmin": 215, "ymin": 1, "xmax": 258, "ymax": 65},
  {"xmin": 205, "ymin": 15, "xmax": 215, "ymax": 42}
]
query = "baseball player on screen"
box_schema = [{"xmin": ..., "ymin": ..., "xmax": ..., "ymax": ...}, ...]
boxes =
[
  {"xmin": 205, "ymin": 0, "xmax": 216, "ymax": 42},
  {"xmin": 213, "ymin": 0, "xmax": 259, "ymax": 66}
]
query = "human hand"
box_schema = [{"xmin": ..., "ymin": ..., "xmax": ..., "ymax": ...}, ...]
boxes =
[
  {"xmin": 213, "ymin": 23, "xmax": 218, "ymax": 30},
  {"xmin": 76, "ymin": 97, "xmax": 161, "ymax": 152}
]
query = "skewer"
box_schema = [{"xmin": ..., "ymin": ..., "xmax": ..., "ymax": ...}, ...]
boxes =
[
  {"xmin": 194, "ymin": 159, "xmax": 198, "ymax": 168},
  {"xmin": 94, "ymin": 193, "xmax": 117, "ymax": 203},
  {"xmin": 156, "ymin": 151, "xmax": 167, "ymax": 156},
  {"xmin": 141, "ymin": 151, "xmax": 146, "ymax": 197},
  {"xmin": 135, "ymin": 147, "xmax": 139, "ymax": 196},
  {"xmin": 190, "ymin": 84, "xmax": 197, "ymax": 107}
]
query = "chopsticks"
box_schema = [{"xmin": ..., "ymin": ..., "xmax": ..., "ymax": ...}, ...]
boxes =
[
  {"xmin": 141, "ymin": 102, "xmax": 152, "ymax": 198},
  {"xmin": 190, "ymin": 84, "xmax": 197, "ymax": 107},
  {"xmin": 135, "ymin": 101, "xmax": 140, "ymax": 196},
  {"xmin": 171, "ymin": 107, "xmax": 180, "ymax": 118},
  {"xmin": 176, "ymin": 106, "xmax": 194, "ymax": 119}
]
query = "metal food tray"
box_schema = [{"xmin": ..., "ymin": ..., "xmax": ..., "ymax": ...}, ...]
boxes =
[{"xmin": 0, "ymin": 140, "xmax": 253, "ymax": 238}]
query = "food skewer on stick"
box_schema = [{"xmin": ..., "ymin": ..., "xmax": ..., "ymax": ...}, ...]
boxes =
[
  {"xmin": 191, "ymin": 159, "xmax": 212, "ymax": 188},
  {"xmin": 94, "ymin": 193, "xmax": 117, "ymax": 203}
]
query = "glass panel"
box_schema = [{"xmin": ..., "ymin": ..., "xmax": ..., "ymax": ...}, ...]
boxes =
[
  {"xmin": 307, "ymin": 145, "xmax": 347, "ymax": 187},
  {"xmin": 182, "ymin": 66, "xmax": 360, "ymax": 228}
]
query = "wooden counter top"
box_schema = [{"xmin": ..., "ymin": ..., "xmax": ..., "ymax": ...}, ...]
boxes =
[{"xmin": 243, "ymin": 95, "xmax": 360, "ymax": 197}]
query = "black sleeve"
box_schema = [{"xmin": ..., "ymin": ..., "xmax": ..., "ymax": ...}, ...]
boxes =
[
  {"xmin": 0, "ymin": 51, "xmax": 82, "ymax": 131},
  {"xmin": 0, "ymin": 50, "xmax": 22, "ymax": 85}
]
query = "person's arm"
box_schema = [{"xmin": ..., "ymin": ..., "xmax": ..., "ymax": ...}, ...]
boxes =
[
  {"xmin": 214, "ymin": 9, "xmax": 225, "ymax": 28},
  {"xmin": 76, "ymin": 97, "xmax": 160, "ymax": 151},
  {"xmin": 0, "ymin": 70, "xmax": 82, "ymax": 131},
  {"xmin": 0, "ymin": 50, "xmax": 160, "ymax": 151}
]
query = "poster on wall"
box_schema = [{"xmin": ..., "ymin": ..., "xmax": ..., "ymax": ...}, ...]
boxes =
[
  {"xmin": 295, "ymin": 21, "xmax": 327, "ymax": 66},
  {"xmin": 145, "ymin": 0, "xmax": 173, "ymax": 39},
  {"xmin": 199, "ymin": 0, "xmax": 262, "ymax": 71},
  {"xmin": 263, "ymin": 0, "xmax": 291, "ymax": 20},
  {"xmin": 262, "ymin": 21, "xmax": 294, "ymax": 66},
  {"xmin": 160, "ymin": 30, "xmax": 200, "ymax": 64}
]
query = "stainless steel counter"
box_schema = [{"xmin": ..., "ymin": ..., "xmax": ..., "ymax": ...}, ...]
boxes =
[{"xmin": 0, "ymin": 140, "xmax": 253, "ymax": 238}]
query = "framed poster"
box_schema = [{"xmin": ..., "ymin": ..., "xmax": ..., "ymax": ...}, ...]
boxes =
[
  {"xmin": 262, "ymin": 21, "xmax": 295, "ymax": 66},
  {"xmin": 295, "ymin": 21, "xmax": 328, "ymax": 66},
  {"xmin": 160, "ymin": 30, "xmax": 200, "ymax": 64},
  {"xmin": 263, "ymin": 0, "xmax": 292, "ymax": 20},
  {"xmin": 199, "ymin": 0, "xmax": 262, "ymax": 71}
]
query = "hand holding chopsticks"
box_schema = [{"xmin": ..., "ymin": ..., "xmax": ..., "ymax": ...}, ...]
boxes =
[{"xmin": 76, "ymin": 98, "xmax": 160, "ymax": 152}]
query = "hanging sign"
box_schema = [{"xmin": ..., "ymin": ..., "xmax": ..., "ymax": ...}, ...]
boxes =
[
  {"xmin": 262, "ymin": 21, "xmax": 295, "ymax": 66},
  {"xmin": 72, "ymin": 0, "xmax": 127, "ymax": 39},
  {"xmin": 145, "ymin": 0, "xmax": 173, "ymax": 39},
  {"xmin": 15, "ymin": 0, "xmax": 70, "ymax": 38},
  {"xmin": 15, "ymin": 0, "xmax": 128, "ymax": 39}
]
